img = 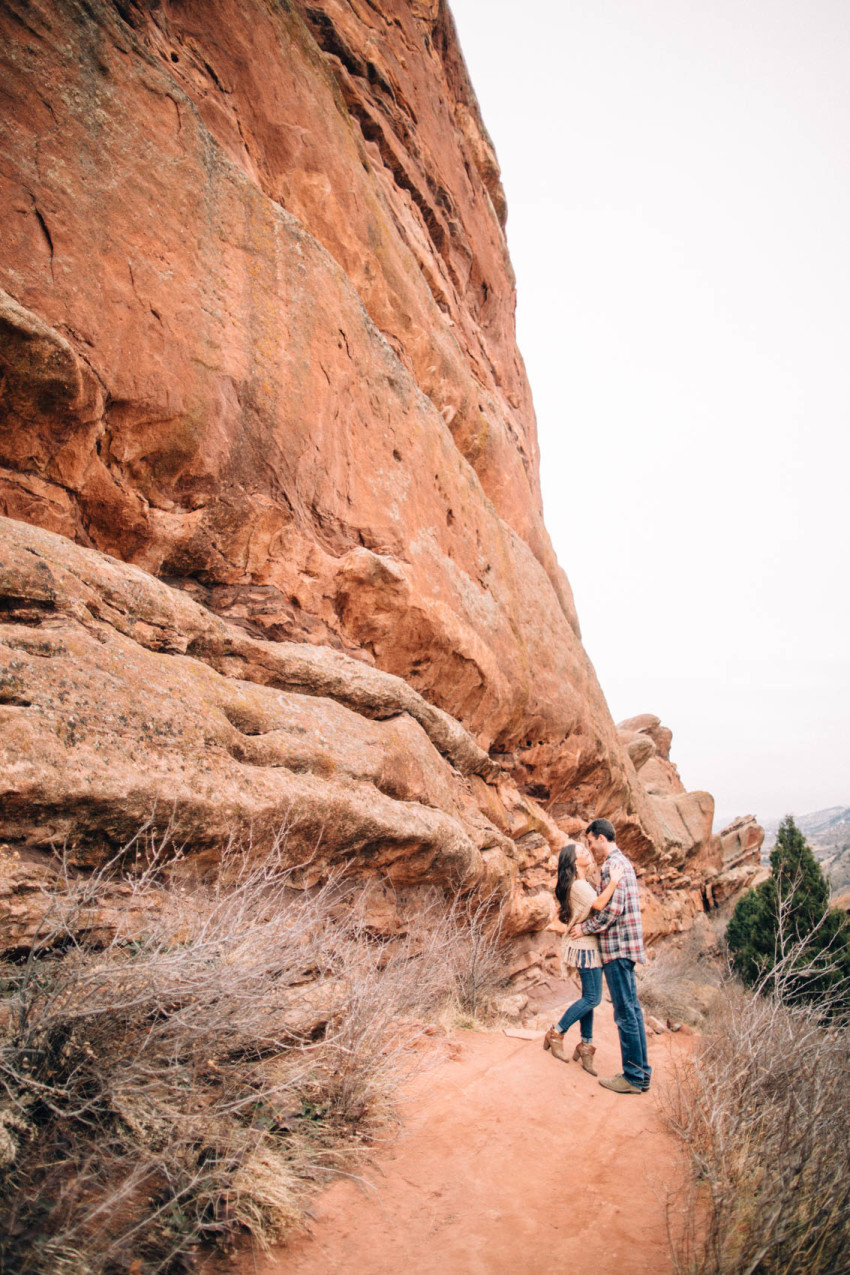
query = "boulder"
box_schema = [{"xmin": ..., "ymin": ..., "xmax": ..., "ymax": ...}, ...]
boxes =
[{"xmin": 618, "ymin": 714, "xmax": 674, "ymax": 762}]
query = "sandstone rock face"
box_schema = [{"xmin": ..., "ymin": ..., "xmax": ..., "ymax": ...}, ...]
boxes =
[
  {"xmin": 0, "ymin": 0, "xmax": 760, "ymax": 957},
  {"xmin": 0, "ymin": 516, "xmax": 561, "ymax": 941},
  {"xmin": 0, "ymin": 0, "xmax": 660, "ymax": 840},
  {"xmin": 617, "ymin": 718, "xmax": 764, "ymax": 937},
  {"xmin": 711, "ymin": 814, "xmax": 767, "ymax": 906}
]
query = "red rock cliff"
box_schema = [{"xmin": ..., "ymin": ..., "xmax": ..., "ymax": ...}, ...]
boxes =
[{"xmin": 0, "ymin": 0, "xmax": 760, "ymax": 954}]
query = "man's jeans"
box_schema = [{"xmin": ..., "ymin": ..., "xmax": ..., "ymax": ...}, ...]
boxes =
[
  {"xmin": 603, "ymin": 957, "xmax": 651, "ymax": 1089},
  {"xmin": 556, "ymin": 966, "xmax": 603, "ymax": 1040}
]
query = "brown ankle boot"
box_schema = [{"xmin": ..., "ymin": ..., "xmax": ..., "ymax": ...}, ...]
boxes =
[
  {"xmin": 543, "ymin": 1028, "xmax": 567, "ymax": 1062},
  {"xmin": 576, "ymin": 1041, "xmax": 598, "ymax": 1075}
]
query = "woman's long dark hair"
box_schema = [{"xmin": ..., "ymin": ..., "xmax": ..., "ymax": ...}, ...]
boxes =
[{"xmin": 555, "ymin": 843, "xmax": 579, "ymax": 925}]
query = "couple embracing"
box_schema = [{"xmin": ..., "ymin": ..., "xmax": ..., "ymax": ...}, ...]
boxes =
[{"xmin": 543, "ymin": 818, "xmax": 651, "ymax": 1095}]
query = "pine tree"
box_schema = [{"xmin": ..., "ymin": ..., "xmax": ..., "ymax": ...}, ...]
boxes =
[{"xmin": 726, "ymin": 815, "xmax": 850, "ymax": 1010}]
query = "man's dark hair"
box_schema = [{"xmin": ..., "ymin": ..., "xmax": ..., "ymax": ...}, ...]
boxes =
[{"xmin": 585, "ymin": 817, "xmax": 616, "ymax": 842}]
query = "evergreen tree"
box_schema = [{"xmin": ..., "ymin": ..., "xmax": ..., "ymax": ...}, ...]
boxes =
[{"xmin": 726, "ymin": 815, "xmax": 850, "ymax": 1010}]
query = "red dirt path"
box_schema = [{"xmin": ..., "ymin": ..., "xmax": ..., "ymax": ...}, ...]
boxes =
[{"xmin": 245, "ymin": 989, "xmax": 691, "ymax": 1274}]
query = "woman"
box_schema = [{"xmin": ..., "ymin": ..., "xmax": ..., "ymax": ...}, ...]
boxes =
[{"xmin": 543, "ymin": 841, "xmax": 625, "ymax": 1074}]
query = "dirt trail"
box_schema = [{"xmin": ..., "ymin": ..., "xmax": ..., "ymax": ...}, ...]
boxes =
[{"xmin": 246, "ymin": 989, "xmax": 690, "ymax": 1274}]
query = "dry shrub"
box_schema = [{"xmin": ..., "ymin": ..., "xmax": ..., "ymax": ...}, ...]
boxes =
[
  {"xmin": 418, "ymin": 889, "xmax": 508, "ymax": 1024},
  {"xmin": 665, "ymin": 930, "xmax": 850, "ymax": 1273},
  {"xmin": 638, "ymin": 931, "xmax": 724, "ymax": 1027},
  {"xmin": 0, "ymin": 836, "xmax": 511, "ymax": 1274},
  {"xmin": 444, "ymin": 891, "xmax": 508, "ymax": 1020}
]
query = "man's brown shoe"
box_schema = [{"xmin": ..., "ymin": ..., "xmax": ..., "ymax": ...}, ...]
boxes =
[{"xmin": 598, "ymin": 1074, "xmax": 642, "ymax": 1094}]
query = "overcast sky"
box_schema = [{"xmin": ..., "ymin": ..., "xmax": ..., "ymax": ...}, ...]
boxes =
[{"xmin": 449, "ymin": 0, "xmax": 849, "ymax": 830}]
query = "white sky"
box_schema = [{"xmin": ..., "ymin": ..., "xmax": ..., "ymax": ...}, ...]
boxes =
[{"xmin": 449, "ymin": 0, "xmax": 850, "ymax": 829}]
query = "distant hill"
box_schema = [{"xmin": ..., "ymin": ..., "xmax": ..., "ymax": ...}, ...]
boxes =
[{"xmin": 763, "ymin": 807, "xmax": 850, "ymax": 897}]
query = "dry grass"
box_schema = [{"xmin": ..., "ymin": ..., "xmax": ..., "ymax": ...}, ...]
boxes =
[
  {"xmin": 664, "ymin": 927, "xmax": 850, "ymax": 1273},
  {"xmin": 0, "ymin": 835, "xmax": 511, "ymax": 1274}
]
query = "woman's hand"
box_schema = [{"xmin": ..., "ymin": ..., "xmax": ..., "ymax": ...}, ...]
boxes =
[{"xmin": 610, "ymin": 863, "xmax": 626, "ymax": 885}]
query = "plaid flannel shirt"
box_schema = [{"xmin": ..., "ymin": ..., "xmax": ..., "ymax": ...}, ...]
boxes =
[{"xmin": 580, "ymin": 846, "xmax": 646, "ymax": 964}]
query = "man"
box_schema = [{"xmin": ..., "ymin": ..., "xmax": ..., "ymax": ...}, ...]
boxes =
[{"xmin": 569, "ymin": 817, "xmax": 651, "ymax": 1094}]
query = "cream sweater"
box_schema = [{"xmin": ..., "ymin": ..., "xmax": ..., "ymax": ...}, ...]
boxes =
[{"xmin": 561, "ymin": 878, "xmax": 602, "ymax": 970}]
